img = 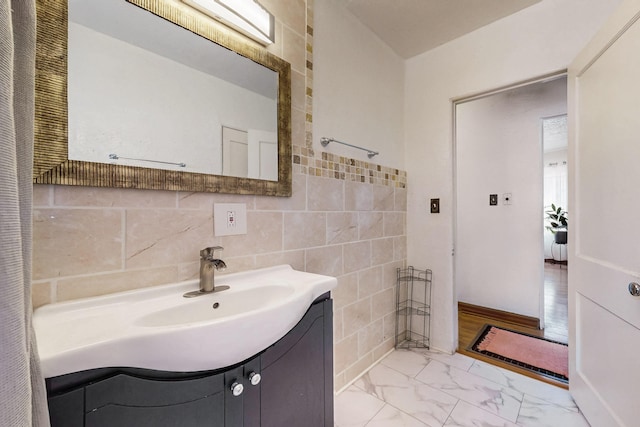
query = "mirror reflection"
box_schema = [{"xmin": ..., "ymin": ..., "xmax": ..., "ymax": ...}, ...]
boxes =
[{"xmin": 68, "ymin": 0, "xmax": 279, "ymax": 180}]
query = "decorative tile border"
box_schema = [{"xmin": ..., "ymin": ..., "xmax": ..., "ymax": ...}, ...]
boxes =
[
  {"xmin": 293, "ymin": 146, "xmax": 407, "ymax": 188},
  {"xmin": 306, "ymin": 0, "xmax": 314, "ymax": 148},
  {"xmin": 301, "ymin": 1, "xmax": 405, "ymax": 188}
]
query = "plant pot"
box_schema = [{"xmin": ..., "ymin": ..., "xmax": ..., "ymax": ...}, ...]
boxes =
[{"xmin": 555, "ymin": 230, "xmax": 567, "ymax": 244}]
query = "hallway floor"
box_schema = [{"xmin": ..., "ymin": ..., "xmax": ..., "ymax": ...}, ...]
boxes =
[
  {"xmin": 543, "ymin": 263, "xmax": 568, "ymax": 343},
  {"xmin": 334, "ymin": 348, "xmax": 588, "ymax": 427}
]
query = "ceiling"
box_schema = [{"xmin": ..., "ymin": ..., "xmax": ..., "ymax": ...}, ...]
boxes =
[{"xmin": 335, "ymin": 0, "xmax": 542, "ymax": 58}]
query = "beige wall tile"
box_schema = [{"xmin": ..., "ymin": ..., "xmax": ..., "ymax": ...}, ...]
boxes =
[
  {"xmin": 384, "ymin": 261, "xmax": 404, "ymax": 288},
  {"xmin": 383, "ymin": 312, "xmax": 396, "ymax": 343},
  {"xmin": 394, "ymin": 235, "xmax": 407, "ymax": 261},
  {"xmin": 33, "ymin": 184, "xmax": 51, "ymax": 207},
  {"xmin": 343, "ymin": 298, "xmax": 371, "ymax": 337},
  {"xmin": 32, "ymin": 281, "xmax": 52, "ymax": 308},
  {"xmin": 305, "ymin": 245, "xmax": 342, "ymax": 276},
  {"xmin": 283, "ymin": 212, "xmax": 326, "ymax": 249},
  {"xmin": 343, "ymin": 241, "xmax": 370, "ymax": 273},
  {"xmin": 291, "ymin": 106, "xmax": 307, "ymax": 148},
  {"xmin": 333, "ymin": 307, "xmax": 344, "ymax": 341},
  {"xmin": 395, "ymin": 187, "xmax": 407, "ymax": 211},
  {"xmin": 334, "ymin": 333, "xmax": 358, "ymax": 374},
  {"xmin": 371, "ymin": 237, "xmax": 394, "ymax": 266},
  {"xmin": 54, "ymin": 186, "xmax": 176, "ymax": 208},
  {"xmin": 345, "ymin": 181, "xmax": 373, "ymax": 211},
  {"xmin": 344, "ymin": 353, "xmax": 374, "ymax": 385},
  {"xmin": 33, "ymin": 209, "xmax": 122, "ymax": 280},
  {"xmin": 332, "ymin": 272, "xmax": 357, "ymax": 309},
  {"xmin": 358, "ymin": 266, "xmax": 383, "ymax": 299},
  {"xmin": 372, "ymin": 287, "xmax": 395, "ymax": 320},
  {"xmin": 373, "ymin": 338, "xmax": 394, "ymax": 361},
  {"xmin": 219, "ymin": 211, "xmax": 283, "ymax": 257},
  {"xmin": 178, "ymin": 192, "xmax": 255, "ymax": 210},
  {"xmin": 334, "ymin": 372, "xmax": 347, "ymax": 393},
  {"xmin": 307, "ymin": 176, "xmax": 343, "ymax": 211},
  {"xmin": 373, "ymin": 185, "xmax": 395, "ymax": 211},
  {"xmin": 327, "ymin": 212, "xmax": 357, "ymax": 244},
  {"xmin": 219, "ymin": 256, "xmax": 257, "ymax": 275},
  {"xmin": 291, "ymin": 70, "xmax": 306, "ymax": 111},
  {"xmin": 255, "ymin": 173, "xmax": 306, "ymax": 211},
  {"xmin": 177, "ymin": 261, "xmax": 200, "ymax": 281},
  {"xmin": 282, "ymin": 26, "xmax": 306, "ymax": 73},
  {"xmin": 358, "ymin": 212, "xmax": 384, "ymax": 240},
  {"xmin": 56, "ymin": 266, "xmax": 179, "ymax": 301},
  {"xmin": 384, "ymin": 212, "xmax": 405, "ymax": 236},
  {"xmin": 125, "ymin": 209, "xmax": 214, "ymax": 269},
  {"xmin": 255, "ymin": 250, "xmax": 305, "ymax": 271},
  {"xmin": 358, "ymin": 318, "xmax": 383, "ymax": 358}
]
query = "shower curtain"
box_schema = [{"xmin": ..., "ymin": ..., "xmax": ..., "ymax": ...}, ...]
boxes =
[{"xmin": 0, "ymin": 0, "xmax": 50, "ymax": 425}]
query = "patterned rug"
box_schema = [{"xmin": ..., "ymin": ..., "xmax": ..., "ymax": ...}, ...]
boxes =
[{"xmin": 468, "ymin": 324, "xmax": 568, "ymax": 383}]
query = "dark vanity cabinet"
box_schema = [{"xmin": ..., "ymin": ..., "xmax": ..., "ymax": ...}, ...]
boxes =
[{"xmin": 46, "ymin": 296, "xmax": 333, "ymax": 427}]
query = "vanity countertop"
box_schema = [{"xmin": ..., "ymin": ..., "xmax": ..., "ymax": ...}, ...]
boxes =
[{"xmin": 34, "ymin": 265, "xmax": 336, "ymax": 378}]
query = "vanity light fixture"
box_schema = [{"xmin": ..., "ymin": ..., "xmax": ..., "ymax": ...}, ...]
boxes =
[{"xmin": 181, "ymin": 0, "xmax": 275, "ymax": 45}]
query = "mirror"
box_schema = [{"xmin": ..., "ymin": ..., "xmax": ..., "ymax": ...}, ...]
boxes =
[{"xmin": 34, "ymin": 0, "xmax": 292, "ymax": 196}]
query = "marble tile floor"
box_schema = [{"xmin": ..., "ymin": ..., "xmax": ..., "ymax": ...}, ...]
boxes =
[{"xmin": 335, "ymin": 348, "xmax": 589, "ymax": 427}]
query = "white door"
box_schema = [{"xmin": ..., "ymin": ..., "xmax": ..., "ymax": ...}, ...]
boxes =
[
  {"xmin": 247, "ymin": 129, "xmax": 277, "ymax": 181},
  {"xmin": 222, "ymin": 126, "xmax": 249, "ymax": 178},
  {"xmin": 569, "ymin": 1, "xmax": 640, "ymax": 425}
]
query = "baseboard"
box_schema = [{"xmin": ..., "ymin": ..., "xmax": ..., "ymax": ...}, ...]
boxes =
[{"xmin": 458, "ymin": 301, "xmax": 540, "ymax": 329}]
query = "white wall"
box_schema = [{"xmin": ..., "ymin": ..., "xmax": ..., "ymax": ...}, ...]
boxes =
[
  {"xmin": 404, "ymin": 0, "xmax": 621, "ymax": 352},
  {"xmin": 313, "ymin": 0, "xmax": 405, "ymax": 169},
  {"xmin": 456, "ymin": 78, "xmax": 567, "ymax": 319},
  {"xmin": 68, "ymin": 23, "xmax": 276, "ymax": 175}
]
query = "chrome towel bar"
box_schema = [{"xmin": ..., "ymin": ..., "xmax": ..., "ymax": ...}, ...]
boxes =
[{"xmin": 320, "ymin": 137, "xmax": 379, "ymax": 159}]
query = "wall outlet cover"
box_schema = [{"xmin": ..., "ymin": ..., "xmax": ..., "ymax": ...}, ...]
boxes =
[
  {"xmin": 214, "ymin": 203, "xmax": 247, "ymax": 236},
  {"xmin": 489, "ymin": 194, "xmax": 498, "ymax": 206}
]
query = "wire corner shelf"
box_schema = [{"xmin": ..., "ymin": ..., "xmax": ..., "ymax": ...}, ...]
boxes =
[{"xmin": 395, "ymin": 266, "xmax": 432, "ymax": 350}]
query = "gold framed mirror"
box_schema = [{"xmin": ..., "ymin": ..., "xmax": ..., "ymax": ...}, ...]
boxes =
[{"xmin": 34, "ymin": 0, "xmax": 292, "ymax": 196}]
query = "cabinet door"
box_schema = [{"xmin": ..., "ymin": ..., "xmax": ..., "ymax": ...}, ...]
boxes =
[
  {"xmin": 260, "ymin": 299, "xmax": 333, "ymax": 427},
  {"xmin": 85, "ymin": 373, "xmax": 224, "ymax": 427},
  {"xmin": 48, "ymin": 388, "xmax": 84, "ymax": 427}
]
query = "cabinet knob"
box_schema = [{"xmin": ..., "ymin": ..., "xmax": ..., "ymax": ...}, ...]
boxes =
[
  {"xmin": 230, "ymin": 381, "xmax": 244, "ymax": 396},
  {"xmin": 248, "ymin": 372, "xmax": 261, "ymax": 386}
]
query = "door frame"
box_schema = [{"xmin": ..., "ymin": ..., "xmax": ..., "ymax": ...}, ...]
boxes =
[{"xmin": 451, "ymin": 70, "xmax": 567, "ymax": 349}]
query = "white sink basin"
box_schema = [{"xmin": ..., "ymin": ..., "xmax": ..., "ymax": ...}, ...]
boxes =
[{"xmin": 33, "ymin": 265, "xmax": 336, "ymax": 378}]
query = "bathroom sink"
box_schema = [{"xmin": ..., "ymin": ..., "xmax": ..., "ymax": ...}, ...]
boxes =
[
  {"xmin": 135, "ymin": 284, "xmax": 294, "ymax": 327},
  {"xmin": 33, "ymin": 265, "xmax": 337, "ymax": 378}
]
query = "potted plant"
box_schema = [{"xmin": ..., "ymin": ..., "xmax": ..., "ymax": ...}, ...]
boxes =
[{"xmin": 545, "ymin": 204, "xmax": 568, "ymax": 244}]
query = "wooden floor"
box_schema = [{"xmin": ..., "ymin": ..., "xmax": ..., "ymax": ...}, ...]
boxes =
[{"xmin": 457, "ymin": 264, "xmax": 569, "ymax": 388}]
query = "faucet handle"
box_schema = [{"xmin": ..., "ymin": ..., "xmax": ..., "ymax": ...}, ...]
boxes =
[{"xmin": 201, "ymin": 246, "xmax": 224, "ymax": 259}]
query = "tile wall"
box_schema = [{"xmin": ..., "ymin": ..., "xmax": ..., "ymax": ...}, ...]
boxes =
[{"xmin": 32, "ymin": 0, "xmax": 407, "ymax": 391}]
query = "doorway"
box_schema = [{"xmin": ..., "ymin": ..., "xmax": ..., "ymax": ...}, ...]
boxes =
[
  {"xmin": 542, "ymin": 114, "xmax": 568, "ymax": 343},
  {"xmin": 454, "ymin": 74, "xmax": 569, "ymax": 379}
]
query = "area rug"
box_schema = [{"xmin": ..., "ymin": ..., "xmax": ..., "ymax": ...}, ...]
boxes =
[{"xmin": 468, "ymin": 324, "xmax": 568, "ymax": 383}]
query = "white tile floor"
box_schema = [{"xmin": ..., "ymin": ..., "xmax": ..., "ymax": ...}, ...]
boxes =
[{"xmin": 334, "ymin": 349, "xmax": 590, "ymax": 427}]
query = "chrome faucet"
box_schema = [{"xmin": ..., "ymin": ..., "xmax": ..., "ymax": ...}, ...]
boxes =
[{"xmin": 183, "ymin": 246, "xmax": 229, "ymax": 298}]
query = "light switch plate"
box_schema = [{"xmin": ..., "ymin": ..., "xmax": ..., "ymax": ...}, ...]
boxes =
[
  {"xmin": 214, "ymin": 203, "xmax": 247, "ymax": 236},
  {"xmin": 430, "ymin": 198, "xmax": 440, "ymax": 214},
  {"xmin": 503, "ymin": 193, "xmax": 512, "ymax": 205}
]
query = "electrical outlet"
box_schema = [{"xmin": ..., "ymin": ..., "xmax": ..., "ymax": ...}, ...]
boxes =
[
  {"xmin": 489, "ymin": 194, "xmax": 498, "ymax": 206},
  {"xmin": 430, "ymin": 198, "xmax": 440, "ymax": 214},
  {"xmin": 503, "ymin": 193, "xmax": 512, "ymax": 205},
  {"xmin": 214, "ymin": 203, "xmax": 247, "ymax": 236}
]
